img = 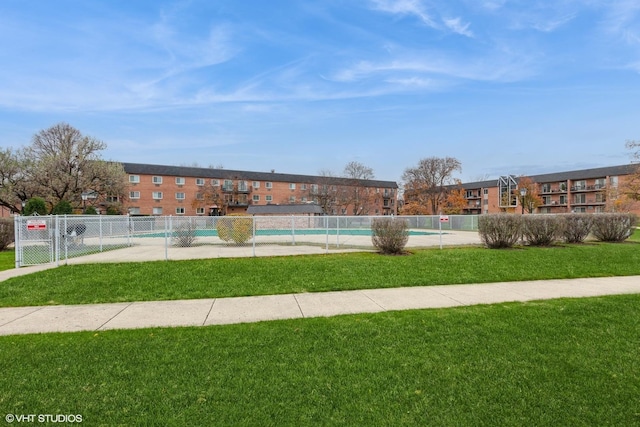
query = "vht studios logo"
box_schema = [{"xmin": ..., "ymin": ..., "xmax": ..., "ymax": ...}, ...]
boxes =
[{"xmin": 5, "ymin": 413, "xmax": 83, "ymax": 423}]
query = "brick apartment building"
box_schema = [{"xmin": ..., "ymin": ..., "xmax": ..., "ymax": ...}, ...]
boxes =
[
  {"xmin": 122, "ymin": 163, "xmax": 398, "ymax": 216},
  {"xmin": 454, "ymin": 164, "xmax": 639, "ymax": 215}
]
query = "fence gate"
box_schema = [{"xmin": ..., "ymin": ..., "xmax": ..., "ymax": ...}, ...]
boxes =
[{"xmin": 14, "ymin": 215, "xmax": 56, "ymax": 268}]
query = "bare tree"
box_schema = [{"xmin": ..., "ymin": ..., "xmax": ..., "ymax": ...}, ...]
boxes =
[
  {"xmin": 624, "ymin": 140, "xmax": 640, "ymax": 201},
  {"xmin": 402, "ymin": 157, "xmax": 462, "ymax": 214},
  {"xmin": 343, "ymin": 161, "xmax": 374, "ymax": 180},
  {"xmin": 0, "ymin": 123, "xmax": 127, "ymax": 213}
]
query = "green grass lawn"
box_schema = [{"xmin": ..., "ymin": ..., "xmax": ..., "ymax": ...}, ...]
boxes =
[
  {"xmin": 1, "ymin": 242, "xmax": 639, "ymax": 307},
  {"xmin": 1, "ymin": 295, "xmax": 639, "ymax": 426},
  {"xmin": 0, "ymin": 249, "xmax": 14, "ymax": 271}
]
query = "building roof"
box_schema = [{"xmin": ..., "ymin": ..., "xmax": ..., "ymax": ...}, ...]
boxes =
[
  {"xmin": 122, "ymin": 162, "xmax": 398, "ymax": 189},
  {"xmin": 456, "ymin": 164, "xmax": 638, "ymax": 190},
  {"xmin": 246, "ymin": 204, "xmax": 325, "ymax": 215}
]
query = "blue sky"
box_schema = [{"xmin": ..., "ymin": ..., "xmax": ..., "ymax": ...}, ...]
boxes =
[{"xmin": 1, "ymin": 0, "xmax": 639, "ymax": 183}]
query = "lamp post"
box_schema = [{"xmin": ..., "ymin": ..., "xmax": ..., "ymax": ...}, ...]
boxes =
[
  {"xmin": 519, "ymin": 188, "xmax": 527, "ymax": 214},
  {"xmin": 81, "ymin": 193, "xmax": 88, "ymax": 213}
]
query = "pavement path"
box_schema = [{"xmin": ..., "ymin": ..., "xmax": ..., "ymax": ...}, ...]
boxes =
[{"xmin": 1, "ymin": 275, "xmax": 639, "ymax": 336}]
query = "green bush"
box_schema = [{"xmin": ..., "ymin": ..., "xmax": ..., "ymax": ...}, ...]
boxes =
[
  {"xmin": 560, "ymin": 214, "xmax": 593, "ymax": 243},
  {"xmin": 84, "ymin": 206, "xmax": 98, "ymax": 215},
  {"xmin": 591, "ymin": 213, "xmax": 637, "ymax": 242},
  {"xmin": 217, "ymin": 215, "xmax": 253, "ymax": 244},
  {"xmin": 0, "ymin": 218, "xmax": 14, "ymax": 251},
  {"xmin": 522, "ymin": 215, "xmax": 562, "ymax": 246},
  {"xmin": 478, "ymin": 214, "xmax": 522, "ymax": 249},
  {"xmin": 371, "ymin": 217, "xmax": 409, "ymax": 254},
  {"xmin": 51, "ymin": 200, "xmax": 73, "ymax": 215},
  {"xmin": 23, "ymin": 197, "xmax": 47, "ymax": 216}
]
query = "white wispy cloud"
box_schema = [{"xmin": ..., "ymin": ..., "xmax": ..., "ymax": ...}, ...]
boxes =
[{"xmin": 369, "ymin": 0, "xmax": 473, "ymax": 37}]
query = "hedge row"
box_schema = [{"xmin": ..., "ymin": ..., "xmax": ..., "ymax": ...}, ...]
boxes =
[{"xmin": 478, "ymin": 213, "xmax": 637, "ymax": 249}]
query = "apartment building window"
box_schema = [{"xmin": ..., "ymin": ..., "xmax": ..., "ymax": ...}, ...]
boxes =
[
  {"xmin": 195, "ymin": 178, "xmax": 205, "ymax": 186},
  {"xmin": 573, "ymin": 207, "xmax": 586, "ymax": 213},
  {"xmin": 574, "ymin": 194, "xmax": 586, "ymax": 204},
  {"xmin": 238, "ymin": 181, "xmax": 249, "ymax": 192},
  {"xmin": 252, "ymin": 181, "xmax": 260, "ymax": 189},
  {"xmin": 176, "ymin": 207, "xmax": 185, "ymax": 215},
  {"xmin": 301, "ymin": 184, "xmax": 307, "ymax": 190},
  {"xmin": 311, "ymin": 184, "xmax": 318, "ymax": 193},
  {"xmin": 253, "ymin": 195, "xmax": 260, "ymax": 202},
  {"xmin": 196, "ymin": 207, "xmax": 205, "ymax": 215},
  {"xmin": 265, "ymin": 182, "xmax": 272, "ymax": 189},
  {"xmin": 595, "ymin": 178, "xmax": 606, "ymax": 189},
  {"xmin": 152, "ymin": 207, "xmax": 163, "ymax": 215},
  {"xmin": 289, "ymin": 183, "xmax": 296, "ymax": 190},
  {"xmin": 128, "ymin": 207, "xmax": 141, "ymax": 215},
  {"xmin": 223, "ymin": 180, "xmax": 233, "ymax": 191},
  {"xmin": 559, "ymin": 182, "xmax": 567, "ymax": 191},
  {"xmin": 610, "ymin": 176, "xmax": 619, "ymax": 187},
  {"xmin": 265, "ymin": 195, "xmax": 273, "ymax": 203},
  {"xmin": 483, "ymin": 188, "xmax": 488, "ymax": 195},
  {"xmin": 542, "ymin": 183, "xmax": 551, "ymax": 193},
  {"xmin": 129, "ymin": 175, "xmax": 140, "ymax": 183},
  {"xmin": 289, "ymin": 196, "xmax": 296, "ymax": 203},
  {"xmin": 152, "ymin": 176, "xmax": 163, "ymax": 184},
  {"xmin": 175, "ymin": 192, "xmax": 185, "ymax": 200},
  {"xmin": 152, "ymin": 192, "xmax": 163, "ymax": 200},
  {"xmin": 560, "ymin": 195, "xmax": 567, "ymax": 205},
  {"xmin": 301, "ymin": 197, "xmax": 307, "ymax": 202},
  {"xmin": 542, "ymin": 196, "xmax": 551, "ymax": 205},
  {"xmin": 573, "ymin": 180, "xmax": 586, "ymax": 191},
  {"xmin": 211, "ymin": 179, "xmax": 220, "ymax": 186},
  {"xmin": 129, "ymin": 191, "xmax": 140, "ymax": 199},
  {"xmin": 176, "ymin": 177, "xmax": 185, "ymax": 185},
  {"xmin": 595, "ymin": 193, "xmax": 606, "ymax": 203}
]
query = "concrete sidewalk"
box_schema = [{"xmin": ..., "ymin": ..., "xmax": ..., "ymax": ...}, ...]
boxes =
[{"xmin": 1, "ymin": 275, "xmax": 639, "ymax": 336}]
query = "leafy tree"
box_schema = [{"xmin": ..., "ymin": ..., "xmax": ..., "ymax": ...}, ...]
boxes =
[
  {"xmin": 23, "ymin": 197, "xmax": 47, "ymax": 216},
  {"xmin": 402, "ymin": 157, "xmax": 462, "ymax": 214},
  {"xmin": 0, "ymin": 123, "xmax": 127, "ymax": 213},
  {"xmin": 517, "ymin": 176, "xmax": 543, "ymax": 213},
  {"xmin": 443, "ymin": 185, "xmax": 467, "ymax": 214}
]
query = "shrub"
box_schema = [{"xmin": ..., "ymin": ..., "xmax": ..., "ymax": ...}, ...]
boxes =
[
  {"xmin": 371, "ymin": 217, "xmax": 409, "ymax": 255},
  {"xmin": 217, "ymin": 215, "xmax": 253, "ymax": 244},
  {"xmin": 591, "ymin": 213, "xmax": 637, "ymax": 242},
  {"xmin": 23, "ymin": 197, "xmax": 47, "ymax": 216},
  {"xmin": 0, "ymin": 218, "xmax": 14, "ymax": 251},
  {"xmin": 51, "ymin": 200, "xmax": 73, "ymax": 215},
  {"xmin": 173, "ymin": 220, "xmax": 197, "ymax": 247},
  {"xmin": 560, "ymin": 214, "xmax": 593, "ymax": 244},
  {"xmin": 522, "ymin": 215, "xmax": 562, "ymax": 246},
  {"xmin": 478, "ymin": 214, "xmax": 522, "ymax": 249},
  {"xmin": 84, "ymin": 206, "xmax": 98, "ymax": 215}
]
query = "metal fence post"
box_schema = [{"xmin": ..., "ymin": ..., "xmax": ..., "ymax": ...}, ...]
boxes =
[
  {"xmin": 291, "ymin": 215, "xmax": 295, "ymax": 246},
  {"xmin": 13, "ymin": 215, "xmax": 21, "ymax": 268}
]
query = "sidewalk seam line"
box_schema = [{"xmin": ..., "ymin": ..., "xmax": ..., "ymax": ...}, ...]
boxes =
[
  {"xmin": 293, "ymin": 294, "xmax": 305, "ymax": 318},
  {"xmin": 203, "ymin": 299, "xmax": 217, "ymax": 326},
  {"xmin": 96, "ymin": 303, "xmax": 134, "ymax": 331},
  {"xmin": 0, "ymin": 306, "xmax": 47, "ymax": 328}
]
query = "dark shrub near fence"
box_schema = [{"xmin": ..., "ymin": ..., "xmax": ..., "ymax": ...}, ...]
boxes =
[
  {"xmin": 478, "ymin": 214, "xmax": 522, "ymax": 249},
  {"xmin": 591, "ymin": 213, "xmax": 638, "ymax": 242},
  {"xmin": 0, "ymin": 219, "xmax": 14, "ymax": 251},
  {"xmin": 371, "ymin": 217, "xmax": 409, "ymax": 254}
]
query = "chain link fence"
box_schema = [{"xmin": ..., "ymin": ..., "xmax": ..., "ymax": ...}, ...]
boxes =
[{"xmin": 14, "ymin": 214, "xmax": 480, "ymax": 267}]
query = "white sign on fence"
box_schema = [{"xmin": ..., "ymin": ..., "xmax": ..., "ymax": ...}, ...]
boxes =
[{"xmin": 26, "ymin": 220, "xmax": 47, "ymax": 230}]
